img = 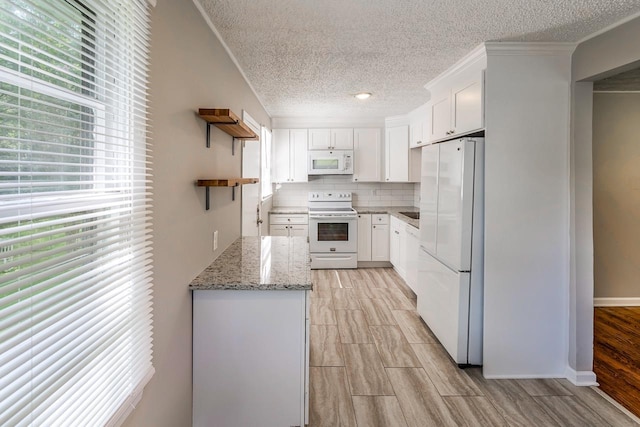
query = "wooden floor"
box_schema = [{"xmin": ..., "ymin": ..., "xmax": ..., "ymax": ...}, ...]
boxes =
[
  {"xmin": 594, "ymin": 306, "xmax": 640, "ymax": 419},
  {"xmin": 309, "ymin": 268, "xmax": 638, "ymax": 427}
]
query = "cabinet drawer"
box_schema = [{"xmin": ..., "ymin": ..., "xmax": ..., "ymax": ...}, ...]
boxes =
[
  {"xmin": 372, "ymin": 214, "xmax": 389, "ymax": 225},
  {"xmin": 270, "ymin": 214, "xmax": 308, "ymax": 225}
]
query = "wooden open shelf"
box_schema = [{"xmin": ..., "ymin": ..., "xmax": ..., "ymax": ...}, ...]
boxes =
[
  {"xmin": 196, "ymin": 178, "xmax": 259, "ymax": 187},
  {"xmin": 196, "ymin": 178, "xmax": 260, "ymax": 209},
  {"xmin": 197, "ymin": 109, "xmax": 259, "ymax": 141}
]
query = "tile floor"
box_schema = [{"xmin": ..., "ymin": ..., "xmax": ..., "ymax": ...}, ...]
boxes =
[{"xmin": 308, "ymin": 268, "xmax": 639, "ymax": 426}]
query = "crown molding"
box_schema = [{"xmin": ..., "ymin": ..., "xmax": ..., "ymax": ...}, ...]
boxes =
[
  {"xmin": 272, "ymin": 116, "xmax": 385, "ymax": 129},
  {"xmin": 384, "ymin": 115, "xmax": 410, "ymax": 127},
  {"xmin": 484, "ymin": 42, "xmax": 577, "ymax": 56},
  {"xmin": 425, "ymin": 43, "xmax": 487, "ymax": 91},
  {"xmin": 577, "ymin": 10, "xmax": 640, "ymax": 44}
]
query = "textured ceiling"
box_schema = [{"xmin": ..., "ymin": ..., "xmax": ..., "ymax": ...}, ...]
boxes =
[
  {"xmin": 197, "ymin": 0, "xmax": 640, "ymax": 119},
  {"xmin": 594, "ymin": 67, "xmax": 640, "ymax": 91}
]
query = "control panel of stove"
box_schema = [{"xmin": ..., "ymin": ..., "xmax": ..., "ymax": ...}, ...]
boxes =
[{"xmin": 308, "ymin": 192, "xmax": 352, "ymax": 201}]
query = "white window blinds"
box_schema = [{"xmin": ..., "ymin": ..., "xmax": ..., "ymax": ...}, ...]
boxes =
[{"xmin": 0, "ymin": 0, "xmax": 153, "ymax": 426}]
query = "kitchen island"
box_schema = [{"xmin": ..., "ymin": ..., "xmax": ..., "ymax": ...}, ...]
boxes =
[{"xmin": 190, "ymin": 236, "xmax": 312, "ymax": 427}]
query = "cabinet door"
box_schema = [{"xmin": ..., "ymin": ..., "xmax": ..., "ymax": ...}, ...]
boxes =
[
  {"xmin": 270, "ymin": 224, "xmax": 289, "ymax": 236},
  {"xmin": 430, "ymin": 94, "xmax": 451, "ymax": 142},
  {"xmin": 385, "ymin": 125, "xmax": 409, "ymax": 182},
  {"xmin": 289, "ymin": 225, "xmax": 309, "ymax": 237},
  {"xmin": 410, "ymin": 119, "xmax": 423, "ymax": 149},
  {"xmin": 397, "ymin": 223, "xmax": 407, "ymax": 279},
  {"xmin": 405, "ymin": 226, "xmax": 419, "ymax": 292},
  {"xmin": 272, "ymin": 129, "xmax": 291, "ymax": 183},
  {"xmin": 308, "ymin": 129, "xmax": 331, "ymax": 150},
  {"xmin": 353, "ymin": 128, "xmax": 381, "ymax": 182},
  {"xmin": 331, "ymin": 129, "xmax": 354, "ymax": 149},
  {"xmin": 451, "ymin": 71, "xmax": 484, "ymax": 135},
  {"xmin": 371, "ymin": 224, "xmax": 389, "ymax": 262},
  {"xmin": 290, "ymin": 129, "xmax": 308, "ymax": 182},
  {"xmin": 389, "ymin": 217, "xmax": 401, "ymax": 266},
  {"xmin": 357, "ymin": 214, "xmax": 372, "ymax": 261}
]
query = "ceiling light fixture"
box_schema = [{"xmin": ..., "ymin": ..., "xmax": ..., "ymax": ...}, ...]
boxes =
[{"xmin": 354, "ymin": 92, "xmax": 372, "ymax": 100}]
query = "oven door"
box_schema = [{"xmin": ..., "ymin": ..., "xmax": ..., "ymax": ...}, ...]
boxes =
[{"xmin": 308, "ymin": 215, "xmax": 357, "ymax": 253}]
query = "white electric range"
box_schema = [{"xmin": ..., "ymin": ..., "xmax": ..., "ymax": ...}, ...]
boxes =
[{"xmin": 307, "ymin": 192, "xmax": 358, "ymax": 269}]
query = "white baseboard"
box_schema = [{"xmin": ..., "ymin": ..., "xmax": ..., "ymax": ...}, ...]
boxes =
[
  {"xmin": 482, "ymin": 373, "xmax": 565, "ymax": 380},
  {"xmin": 565, "ymin": 366, "xmax": 598, "ymax": 386},
  {"xmin": 594, "ymin": 297, "xmax": 640, "ymax": 307}
]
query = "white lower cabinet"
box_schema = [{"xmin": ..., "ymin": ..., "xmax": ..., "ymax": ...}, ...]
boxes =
[
  {"xmin": 389, "ymin": 216, "xmax": 406, "ymax": 277},
  {"xmin": 371, "ymin": 221, "xmax": 390, "ymax": 262},
  {"xmin": 193, "ymin": 290, "xmax": 309, "ymax": 427},
  {"xmin": 270, "ymin": 213, "xmax": 308, "ymax": 237},
  {"xmin": 405, "ymin": 224, "xmax": 419, "ymax": 292},
  {"xmin": 357, "ymin": 213, "xmax": 389, "ymax": 262},
  {"xmin": 357, "ymin": 214, "xmax": 373, "ymax": 261}
]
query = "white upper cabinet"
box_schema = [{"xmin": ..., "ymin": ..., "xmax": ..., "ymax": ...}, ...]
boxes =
[
  {"xmin": 385, "ymin": 125, "xmax": 409, "ymax": 182},
  {"xmin": 272, "ymin": 129, "xmax": 308, "ymax": 183},
  {"xmin": 353, "ymin": 128, "xmax": 381, "ymax": 182},
  {"xmin": 308, "ymin": 129, "xmax": 331, "ymax": 150},
  {"xmin": 451, "ymin": 72, "xmax": 484, "ymax": 136},
  {"xmin": 385, "ymin": 123, "xmax": 420, "ymax": 183},
  {"xmin": 427, "ymin": 68, "xmax": 485, "ymax": 143},
  {"xmin": 331, "ymin": 129, "xmax": 354, "ymax": 149},
  {"xmin": 429, "ymin": 92, "xmax": 452, "ymax": 142},
  {"xmin": 409, "ymin": 103, "xmax": 431, "ymax": 148},
  {"xmin": 308, "ymin": 128, "xmax": 353, "ymax": 149}
]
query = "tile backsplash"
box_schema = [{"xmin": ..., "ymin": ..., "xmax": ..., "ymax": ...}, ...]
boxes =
[{"xmin": 273, "ymin": 175, "xmax": 420, "ymax": 208}]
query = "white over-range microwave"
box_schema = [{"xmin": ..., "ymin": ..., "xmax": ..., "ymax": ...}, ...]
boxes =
[{"xmin": 308, "ymin": 150, "xmax": 353, "ymax": 175}]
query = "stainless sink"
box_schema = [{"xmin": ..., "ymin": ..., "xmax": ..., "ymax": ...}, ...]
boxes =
[{"xmin": 399, "ymin": 211, "xmax": 420, "ymax": 220}]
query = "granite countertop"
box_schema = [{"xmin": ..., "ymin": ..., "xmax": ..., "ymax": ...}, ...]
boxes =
[
  {"xmin": 354, "ymin": 206, "xmax": 420, "ymax": 229},
  {"xmin": 269, "ymin": 207, "xmax": 308, "ymax": 215},
  {"xmin": 189, "ymin": 236, "xmax": 312, "ymax": 291}
]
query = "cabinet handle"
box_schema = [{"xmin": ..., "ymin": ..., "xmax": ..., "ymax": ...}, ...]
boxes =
[
  {"xmin": 395, "ymin": 230, "xmax": 400, "ymax": 234},
  {"xmin": 354, "ymin": 178, "xmax": 358, "ymax": 181},
  {"xmin": 373, "ymin": 225, "xmax": 376, "ymax": 229}
]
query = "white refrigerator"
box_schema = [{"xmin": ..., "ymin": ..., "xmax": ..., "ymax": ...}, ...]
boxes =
[{"xmin": 417, "ymin": 137, "xmax": 484, "ymax": 366}]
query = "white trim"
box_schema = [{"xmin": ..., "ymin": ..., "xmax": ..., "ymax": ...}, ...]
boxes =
[
  {"xmin": 577, "ymin": 10, "xmax": 640, "ymax": 44},
  {"xmin": 594, "ymin": 297, "xmax": 640, "ymax": 307},
  {"xmin": 106, "ymin": 366, "xmax": 156, "ymax": 427},
  {"xmin": 242, "ymin": 110, "xmax": 261, "ymax": 137},
  {"xmin": 272, "ymin": 116, "xmax": 385, "ymax": 128},
  {"xmin": 384, "ymin": 115, "xmax": 410, "ymax": 128},
  {"xmin": 482, "ymin": 373, "xmax": 565, "ymax": 379},
  {"xmin": 484, "ymin": 42, "xmax": 577, "ymax": 56},
  {"xmin": 425, "ymin": 44, "xmax": 486, "ymax": 91},
  {"xmin": 564, "ymin": 366, "xmax": 597, "ymax": 386},
  {"xmin": 191, "ymin": 0, "xmax": 270, "ymax": 117},
  {"xmin": 593, "ymin": 90, "xmax": 640, "ymax": 94},
  {"xmin": 592, "ymin": 387, "xmax": 640, "ymax": 424}
]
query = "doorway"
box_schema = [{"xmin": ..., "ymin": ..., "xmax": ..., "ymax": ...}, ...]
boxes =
[{"xmin": 592, "ymin": 67, "xmax": 640, "ymax": 417}]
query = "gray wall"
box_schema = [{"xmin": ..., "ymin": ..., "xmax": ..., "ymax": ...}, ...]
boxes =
[
  {"xmin": 483, "ymin": 48, "xmax": 572, "ymax": 377},
  {"xmin": 569, "ymin": 15, "xmax": 640, "ymax": 377},
  {"xmin": 122, "ymin": 1, "xmax": 270, "ymax": 425},
  {"xmin": 592, "ymin": 92, "xmax": 640, "ymax": 298}
]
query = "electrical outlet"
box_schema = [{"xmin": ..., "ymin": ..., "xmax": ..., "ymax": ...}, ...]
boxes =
[{"xmin": 213, "ymin": 230, "xmax": 218, "ymax": 251}]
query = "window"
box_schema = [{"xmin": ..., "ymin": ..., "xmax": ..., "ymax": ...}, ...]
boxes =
[
  {"xmin": 0, "ymin": 0, "xmax": 153, "ymax": 425},
  {"xmin": 261, "ymin": 126, "xmax": 272, "ymax": 199}
]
